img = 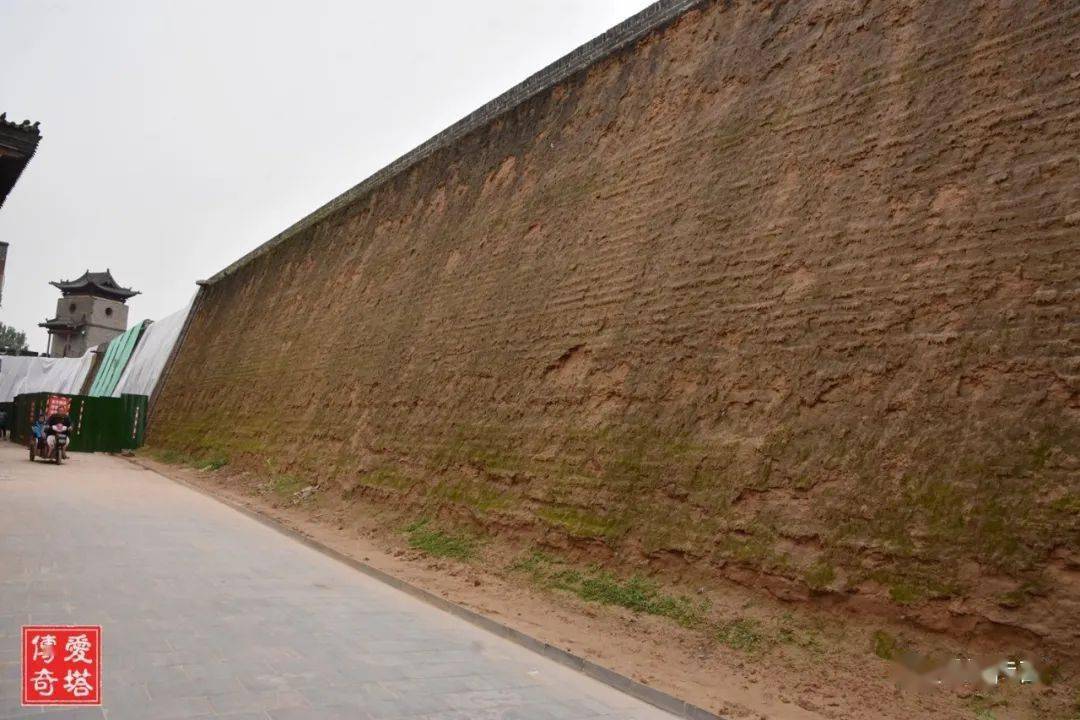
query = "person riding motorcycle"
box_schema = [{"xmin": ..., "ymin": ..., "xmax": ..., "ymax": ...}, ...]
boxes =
[
  {"xmin": 31, "ymin": 414, "xmax": 46, "ymax": 443},
  {"xmin": 44, "ymin": 412, "xmax": 71, "ymax": 460}
]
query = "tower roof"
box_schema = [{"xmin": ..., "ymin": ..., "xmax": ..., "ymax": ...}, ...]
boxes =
[
  {"xmin": 50, "ymin": 269, "xmax": 139, "ymax": 301},
  {"xmin": 39, "ymin": 317, "xmax": 78, "ymax": 332},
  {"xmin": 0, "ymin": 112, "xmax": 42, "ymax": 210}
]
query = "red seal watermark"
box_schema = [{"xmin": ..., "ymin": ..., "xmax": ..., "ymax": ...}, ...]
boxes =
[{"xmin": 22, "ymin": 625, "xmax": 101, "ymax": 706}]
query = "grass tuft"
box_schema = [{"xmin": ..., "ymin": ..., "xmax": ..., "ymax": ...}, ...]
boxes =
[
  {"xmin": 715, "ymin": 618, "xmax": 764, "ymax": 652},
  {"xmin": 507, "ymin": 552, "xmax": 706, "ymax": 627},
  {"xmin": 803, "ymin": 561, "xmax": 836, "ymax": 591},
  {"xmin": 201, "ymin": 455, "xmax": 228, "ymax": 471},
  {"xmin": 888, "ymin": 582, "xmax": 922, "ymax": 605},
  {"xmin": 148, "ymin": 447, "xmax": 227, "ymax": 471},
  {"xmin": 774, "ymin": 613, "xmax": 825, "ymax": 654},
  {"xmin": 152, "ymin": 448, "xmax": 198, "ymax": 465},
  {"xmin": 405, "ymin": 519, "xmax": 476, "ymax": 560},
  {"xmin": 873, "ymin": 630, "xmax": 898, "ymax": 660},
  {"xmin": 271, "ymin": 474, "xmax": 307, "ymax": 496}
]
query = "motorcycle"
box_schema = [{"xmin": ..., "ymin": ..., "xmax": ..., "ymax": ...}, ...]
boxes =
[{"xmin": 29, "ymin": 423, "xmax": 69, "ymax": 464}]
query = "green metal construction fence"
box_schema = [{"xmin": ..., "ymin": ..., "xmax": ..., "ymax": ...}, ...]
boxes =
[
  {"xmin": 11, "ymin": 392, "xmax": 147, "ymax": 453},
  {"xmin": 87, "ymin": 323, "xmax": 146, "ymax": 396}
]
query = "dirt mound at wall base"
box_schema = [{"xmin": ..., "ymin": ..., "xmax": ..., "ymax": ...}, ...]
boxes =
[{"xmin": 141, "ymin": 453, "xmax": 1078, "ymax": 720}]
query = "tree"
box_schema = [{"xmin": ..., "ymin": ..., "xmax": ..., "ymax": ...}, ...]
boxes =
[{"xmin": 0, "ymin": 322, "xmax": 28, "ymax": 353}]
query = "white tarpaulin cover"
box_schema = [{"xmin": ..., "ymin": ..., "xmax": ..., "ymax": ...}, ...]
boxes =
[
  {"xmin": 0, "ymin": 351, "xmax": 97, "ymax": 403},
  {"xmin": 112, "ymin": 297, "xmax": 194, "ymax": 398}
]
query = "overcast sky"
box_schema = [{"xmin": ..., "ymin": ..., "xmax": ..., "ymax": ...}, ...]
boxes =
[{"xmin": 0, "ymin": 0, "xmax": 652, "ymax": 352}]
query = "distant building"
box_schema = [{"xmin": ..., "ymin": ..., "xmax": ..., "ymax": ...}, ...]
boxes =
[
  {"xmin": 0, "ymin": 112, "xmax": 43, "ymax": 307},
  {"xmin": 40, "ymin": 270, "xmax": 139, "ymax": 358}
]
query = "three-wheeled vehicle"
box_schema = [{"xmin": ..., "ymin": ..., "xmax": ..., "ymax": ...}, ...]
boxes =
[{"xmin": 29, "ymin": 418, "xmax": 70, "ymax": 464}]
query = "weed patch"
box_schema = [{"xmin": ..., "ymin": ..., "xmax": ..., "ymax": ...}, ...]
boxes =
[
  {"xmin": 968, "ymin": 692, "xmax": 1009, "ymax": 720},
  {"xmin": 146, "ymin": 447, "xmax": 227, "ymax": 471},
  {"xmin": 803, "ymin": 561, "xmax": 836, "ymax": 591},
  {"xmin": 507, "ymin": 551, "xmax": 557, "ymax": 583},
  {"xmin": 149, "ymin": 448, "xmax": 198, "ymax": 466},
  {"xmin": 507, "ymin": 552, "xmax": 706, "ymax": 627},
  {"xmin": 405, "ymin": 519, "xmax": 476, "ymax": 560},
  {"xmin": 774, "ymin": 613, "xmax": 825, "ymax": 654},
  {"xmin": 873, "ymin": 630, "xmax": 898, "ymax": 660},
  {"xmin": 201, "ymin": 455, "xmax": 228, "ymax": 471},
  {"xmin": 271, "ymin": 474, "xmax": 307, "ymax": 497},
  {"xmin": 715, "ymin": 618, "xmax": 764, "ymax": 652}
]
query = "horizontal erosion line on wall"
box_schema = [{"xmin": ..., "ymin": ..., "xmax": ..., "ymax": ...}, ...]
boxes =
[{"xmin": 203, "ymin": 0, "xmax": 708, "ymax": 286}]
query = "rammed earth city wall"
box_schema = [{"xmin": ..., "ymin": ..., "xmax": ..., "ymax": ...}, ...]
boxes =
[{"xmin": 152, "ymin": 0, "xmax": 1080, "ymax": 647}]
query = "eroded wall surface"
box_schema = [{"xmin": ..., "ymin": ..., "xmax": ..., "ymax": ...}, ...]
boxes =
[{"xmin": 152, "ymin": 0, "xmax": 1080, "ymax": 645}]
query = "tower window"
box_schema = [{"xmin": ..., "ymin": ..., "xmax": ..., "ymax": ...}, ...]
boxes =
[
  {"xmin": 105, "ymin": 307, "xmax": 113, "ymax": 317},
  {"xmin": 69, "ymin": 303, "xmax": 77, "ymax": 313}
]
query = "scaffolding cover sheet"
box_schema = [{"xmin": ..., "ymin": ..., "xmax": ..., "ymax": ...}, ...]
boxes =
[
  {"xmin": 113, "ymin": 298, "xmax": 194, "ymax": 398},
  {"xmin": 0, "ymin": 353, "xmax": 95, "ymax": 402},
  {"xmin": 87, "ymin": 323, "xmax": 145, "ymax": 397}
]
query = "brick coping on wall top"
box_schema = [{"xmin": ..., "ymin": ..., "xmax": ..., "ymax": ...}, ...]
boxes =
[{"xmin": 203, "ymin": 0, "xmax": 708, "ymax": 286}]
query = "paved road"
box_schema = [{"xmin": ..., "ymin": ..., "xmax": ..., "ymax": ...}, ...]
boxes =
[{"xmin": 0, "ymin": 444, "xmax": 677, "ymax": 720}]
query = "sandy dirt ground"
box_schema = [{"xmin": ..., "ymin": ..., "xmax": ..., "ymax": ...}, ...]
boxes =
[{"xmin": 125, "ymin": 454, "xmax": 1076, "ymax": 720}]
